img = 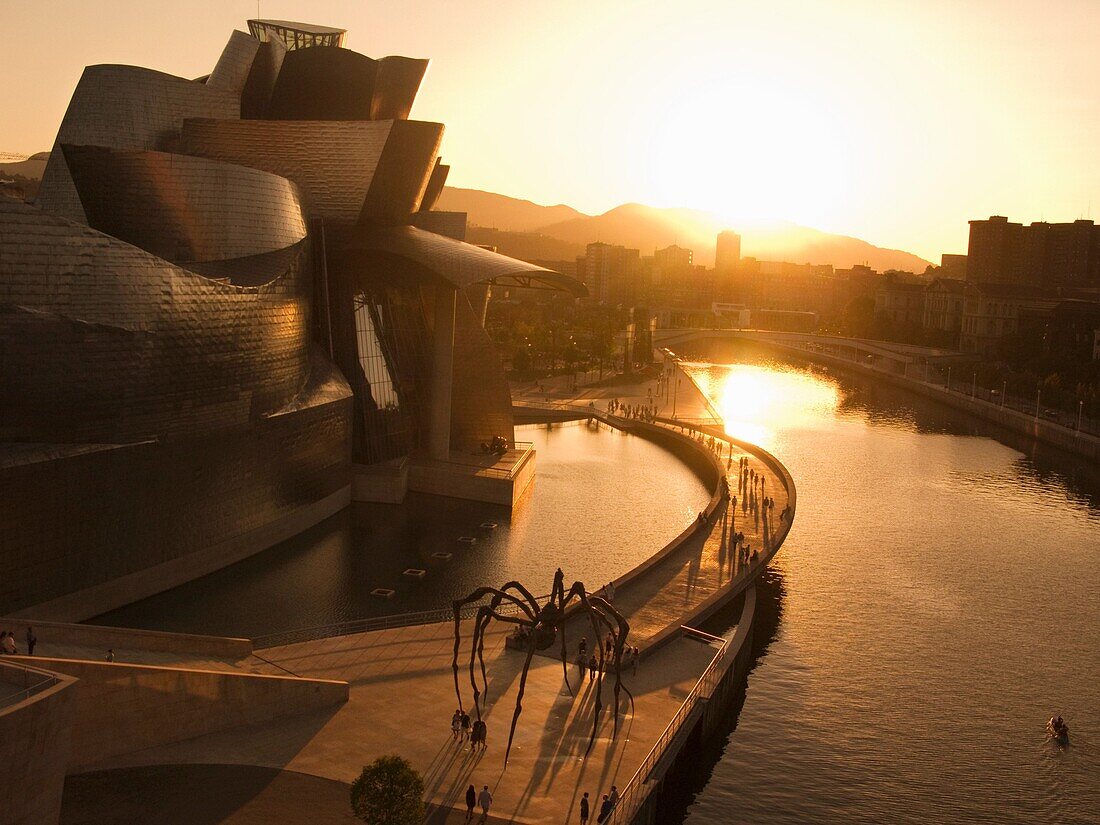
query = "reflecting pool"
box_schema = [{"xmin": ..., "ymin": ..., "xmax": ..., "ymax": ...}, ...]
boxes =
[{"xmin": 94, "ymin": 420, "xmax": 711, "ymax": 638}]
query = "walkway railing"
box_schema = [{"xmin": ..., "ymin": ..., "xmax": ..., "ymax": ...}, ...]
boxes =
[
  {"xmin": 253, "ymin": 593, "xmax": 552, "ymax": 650},
  {"xmin": 0, "ymin": 661, "xmax": 61, "ymax": 712},
  {"xmin": 423, "ymin": 441, "xmax": 535, "ymax": 480},
  {"xmin": 608, "ymin": 626, "xmax": 728, "ymax": 825}
]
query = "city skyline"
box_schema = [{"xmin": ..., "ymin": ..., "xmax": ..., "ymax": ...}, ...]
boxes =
[{"xmin": 4, "ymin": 0, "xmax": 1100, "ymax": 262}]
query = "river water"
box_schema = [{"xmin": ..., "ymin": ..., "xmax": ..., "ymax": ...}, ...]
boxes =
[
  {"xmin": 677, "ymin": 346, "xmax": 1100, "ymax": 825},
  {"xmin": 94, "ymin": 420, "xmax": 710, "ymax": 637}
]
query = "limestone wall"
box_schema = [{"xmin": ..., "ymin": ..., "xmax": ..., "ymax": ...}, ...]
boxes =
[
  {"xmin": 0, "ymin": 619, "xmax": 252, "ymax": 659},
  {"xmin": 25, "ymin": 657, "xmax": 348, "ymax": 770},
  {"xmin": 0, "ymin": 661, "xmax": 75, "ymax": 825}
]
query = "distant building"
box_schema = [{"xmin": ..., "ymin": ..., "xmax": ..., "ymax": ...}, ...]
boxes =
[
  {"xmin": 711, "ymin": 302, "xmax": 751, "ymax": 327},
  {"xmin": 653, "ymin": 244, "xmax": 693, "ymax": 269},
  {"xmin": 577, "ymin": 242, "xmax": 640, "ymax": 305},
  {"xmin": 875, "ymin": 274, "xmax": 925, "ymax": 326},
  {"xmin": 1045, "ymin": 300, "xmax": 1100, "ymax": 361},
  {"xmin": 940, "ymin": 253, "xmax": 967, "ymax": 279},
  {"xmin": 967, "ymin": 215, "xmax": 1100, "ymax": 287},
  {"xmin": 921, "ymin": 277, "xmax": 967, "ymax": 340},
  {"xmin": 959, "ymin": 282, "xmax": 1056, "ymax": 355},
  {"xmin": 715, "ymin": 230, "xmax": 741, "ymax": 274}
]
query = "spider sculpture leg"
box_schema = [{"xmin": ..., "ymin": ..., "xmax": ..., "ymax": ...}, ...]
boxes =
[
  {"xmin": 588, "ymin": 594, "xmax": 636, "ymax": 731},
  {"xmin": 563, "ymin": 584, "xmax": 635, "ymax": 753},
  {"xmin": 469, "ymin": 596, "xmax": 529, "ymax": 716},
  {"xmin": 558, "ymin": 603, "xmax": 573, "ymax": 697},
  {"xmin": 503, "ymin": 622, "xmax": 542, "ymax": 764},
  {"xmin": 452, "ymin": 587, "xmax": 534, "ymax": 712}
]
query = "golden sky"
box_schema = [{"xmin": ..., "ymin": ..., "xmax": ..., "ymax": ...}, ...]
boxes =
[{"xmin": 3, "ymin": 0, "xmax": 1098, "ymax": 260}]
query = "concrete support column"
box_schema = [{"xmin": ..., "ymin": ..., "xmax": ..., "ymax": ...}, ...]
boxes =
[
  {"xmin": 469, "ymin": 282, "xmax": 492, "ymax": 328},
  {"xmin": 428, "ymin": 284, "xmax": 457, "ymax": 460}
]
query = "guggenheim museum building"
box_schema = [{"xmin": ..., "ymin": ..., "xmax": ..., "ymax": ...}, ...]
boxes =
[{"xmin": 0, "ymin": 19, "xmax": 583, "ymax": 621}]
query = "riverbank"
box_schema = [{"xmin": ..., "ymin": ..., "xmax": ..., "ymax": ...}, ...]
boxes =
[{"xmin": 660, "ymin": 330, "xmax": 1100, "ymax": 464}]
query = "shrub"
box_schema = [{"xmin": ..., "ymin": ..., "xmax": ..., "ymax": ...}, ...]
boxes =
[{"xmin": 350, "ymin": 756, "xmax": 425, "ymax": 825}]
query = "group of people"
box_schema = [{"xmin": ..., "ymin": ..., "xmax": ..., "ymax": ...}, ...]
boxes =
[
  {"xmin": 606, "ymin": 398, "xmax": 657, "ymax": 423},
  {"xmin": 578, "ymin": 785, "xmax": 620, "ymax": 824},
  {"xmin": 0, "ymin": 626, "xmax": 34, "ymax": 656},
  {"xmin": 478, "ymin": 434, "xmax": 510, "ymax": 456},
  {"xmin": 575, "ymin": 637, "xmax": 640, "ymax": 679},
  {"xmin": 463, "ymin": 784, "xmax": 494, "ymax": 821},
  {"xmin": 450, "ymin": 709, "xmax": 488, "ymax": 751}
]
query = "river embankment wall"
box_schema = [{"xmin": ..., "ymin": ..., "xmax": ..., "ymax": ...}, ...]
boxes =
[{"xmin": 671, "ymin": 332, "xmax": 1100, "ymax": 463}]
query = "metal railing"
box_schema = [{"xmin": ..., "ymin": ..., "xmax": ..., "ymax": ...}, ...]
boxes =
[
  {"xmin": 608, "ymin": 626, "xmax": 728, "ymax": 825},
  {"xmin": 253, "ymin": 592, "xmax": 552, "ymax": 650},
  {"xmin": 0, "ymin": 662, "xmax": 61, "ymax": 712},
  {"xmin": 426, "ymin": 441, "xmax": 536, "ymax": 479}
]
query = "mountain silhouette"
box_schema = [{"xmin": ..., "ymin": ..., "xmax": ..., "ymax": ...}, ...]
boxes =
[{"xmin": 439, "ymin": 187, "xmax": 931, "ymax": 271}]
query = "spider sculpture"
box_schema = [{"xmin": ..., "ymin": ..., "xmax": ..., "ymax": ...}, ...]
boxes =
[{"xmin": 451, "ymin": 568, "xmax": 633, "ymax": 763}]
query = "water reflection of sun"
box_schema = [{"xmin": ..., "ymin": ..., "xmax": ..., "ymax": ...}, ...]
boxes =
[{"xmin": 685, "ymin": 362, "xmax": 840, "ymax": 447}]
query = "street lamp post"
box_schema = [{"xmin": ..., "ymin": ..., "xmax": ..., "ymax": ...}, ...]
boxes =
[
  {"xmin": 672, "ymin": 377, "xmax": 681, "ymax": 418},
  {"xmin": 1001, "ymin": 379, "xmax": 1006, "ymax": 408},
  {"xmin": 1078, "ymin": 399, "xmax": 1084, "ymax": 432},
  {"xmin": 947, "ymin": 366, "xmax": 951, "ymax": 392},
  {"xmin": 1035, "ymin": 388, "xmax": 1041, "ymax": 423}
]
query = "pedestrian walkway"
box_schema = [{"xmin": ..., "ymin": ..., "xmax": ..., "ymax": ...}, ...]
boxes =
[
  {"xmin": 514, "ymin": 371, "xmax": 792, "ymax": 652},
  {"xmin": 91, "ymin": 618, "xmax": 721, "ymax": 825}
]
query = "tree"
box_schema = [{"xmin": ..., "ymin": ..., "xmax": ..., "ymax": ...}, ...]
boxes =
[{"xmin": 350, "ymin": 756, "xmax": 425, "ymax": 825}]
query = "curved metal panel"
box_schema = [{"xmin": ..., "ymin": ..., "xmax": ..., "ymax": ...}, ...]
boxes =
[
  {"xmin": 362, "ymin": 121, "xmax": 443, "ymax": 224},
  {"xmin": 36, "ymin": 65, "xmax": 239, "ymax": 224},
  {"xmin": 0, "ymin": 198, "xmax": 312, "ymax": 444},
  {"xmin": 207, "ymin": 30, "xmax": 261, "ymax": 95},
  {"xmin": 181, "ymin": 119, "xmax": 443, "ymax": 227},
  {"xmin": 241, "ymin": 37, "xmax": 288, "ymax": 119},
  {"xmin": 418, "ymin": 158, "xmax": 449, "ymax": 212},
  {"xmin": 449, "ymin": 291, "xmax": 514, "ymax": 450},
  {"xmin": 371, "ymin": 56, "xmax": 430, "ymax": 120},
  {"xmin": 351, "ymin": 224, "xmax": 588, "ymax": 295},
  {"xmin": 267, "ymin": 46, "xmax": 376, "ymax": 120},
  {"xmin": 62, "ymin": 145, "xmax": 306, "ymax": 264}
]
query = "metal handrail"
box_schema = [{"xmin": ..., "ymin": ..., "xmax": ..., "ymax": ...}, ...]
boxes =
[
  {"xmin": 424, "ymin": 441, "xmax": 536, "ymax": 479},
  {"xmin": 608, "ymin": 626, "xmax": 728, "ymax": 825},
  {"xmin": 252, "ymin": 592, "xmax": 553, "ymax": 650},
  {"xmin": 0, "ymin": 664, "xmax": 61, "ymax": 712}
]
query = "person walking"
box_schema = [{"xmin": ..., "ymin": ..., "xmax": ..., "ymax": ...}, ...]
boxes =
[
  {"xmin": 0, "ymin": 631, "xmax": 15, "ymax": 655},
  {"xmin": 597, "ymin": 793, "xmax": 614, "ymax": 823},
  {"xmin": 609, "ymin": 785, "xmax": 620, "ymax": 808},
  {"xmin": 478, "ymin": 785, "xmax": 493, "ymax": 821},
  {"xmin": 589, "ymin": 654, "xmax": 598, "ymax": 681},
  {"xmin": 25, "ymin": 626, "xmax": 35, "ymax": 656},
  {"xmin": 580, "ymin": 791, "xmax": 591, "ymax": 824},
  {"xmin": 465, "ymin": 784, "xmax": 476, "ymax": 821},
  {"xmin": 452, "ymin": 709, "xmax": 462, "ymax": 740},
  {"xmin": 461, "ymin": 710, "xmax": 471, "ymax": 742},
  {"xmin": 105, "ymin": 648, "xmax": 114, "ymax": 662}
]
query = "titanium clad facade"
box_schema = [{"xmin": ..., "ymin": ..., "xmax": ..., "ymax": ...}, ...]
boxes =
[
  {"xmin": 2, "ymin": 18, "xmax": 581, "ymax": 619},
  {"xmin": 36, "ymin": 65, "xmax": 240, "ymax": 224}
]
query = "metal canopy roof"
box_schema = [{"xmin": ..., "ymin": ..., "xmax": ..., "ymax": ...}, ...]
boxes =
[{"xmin": 351, "ymin": 225, "xmax": 587, "ymax": 296}]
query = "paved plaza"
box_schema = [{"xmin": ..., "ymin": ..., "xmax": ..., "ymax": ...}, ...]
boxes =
[{"xmin": 92, "ymin": 620, "xmax": 721, "ymax": 824}]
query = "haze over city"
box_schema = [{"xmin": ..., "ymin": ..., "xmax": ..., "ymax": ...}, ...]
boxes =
[{"xmin": 5, "ymin": 0, "xmax": 1100, "ymax": 261}]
